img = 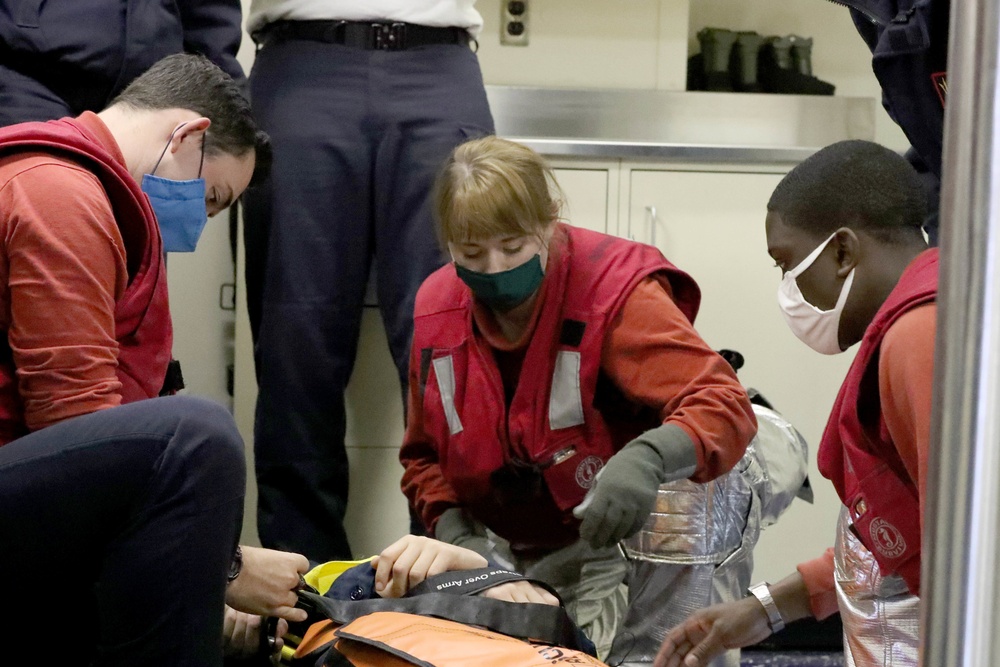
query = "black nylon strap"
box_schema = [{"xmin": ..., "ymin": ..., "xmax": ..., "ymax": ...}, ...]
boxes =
[
  {"xmin": 298, "ymin": 590, "xmax": 584, "ymax": 651},
  {"xmin": 406, "ymin": 566, "xmax": 556, "ymax": 599}
]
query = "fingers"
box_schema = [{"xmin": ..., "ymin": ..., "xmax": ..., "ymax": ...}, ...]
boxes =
[
  {"xmin": 580, "ymin": 499, "xmax": 626, "ymax": 549},
  {"xmin": 230, "ymin": 546, "xmax": 311, "ymax": 616},
  {"xmin": 576, "ymin": 497, "xmax": 606, "ymax": 546},
  {"xmin": 271, "ymin": 604, "xmax": 309, "ymax": 623},
  {"xmin": 479, "ymin": 581, "xmax": 560, "ymax": 606},
  {"xmin": 376, "ymin": 535, "xmax": 425, "ymax": 596},
  {"xmin": 377, "ymin": 536, "xmax": 410, "ymax": 567},
  {"xmin": 382, "ymin": 540, "xmax": 421, "ymax": 598},
  {"xmin": 684, "ymin": 625, "xmax": 725, "ymax": 667},
  {"xmin": 654, "ymin": 610, "xmax": 735, "ymax": 667},
  {"xmin": 379, "ymin": 536, "xmax": 494, "ymax": 597},
  {"xmin": 403, "ymin": 545, "xmax": 439, "ymax": 591},
  {"xmin": 373, "ymin": 552, "xmax": 393, "ymax": 596},
  {"xmin": 480, "ymin": 582, "xmax": 518, "ymax": 604},
  {"xmin": 654, "ymin": 620, "xmax": 707, "ymax": 667},
  {"xmin": 223, "ymin": 607, "xmax": 264, "ymax": 659},
  {"xmin": 527, "ymin": 584, "xmax": 560, "ymax": 606}
]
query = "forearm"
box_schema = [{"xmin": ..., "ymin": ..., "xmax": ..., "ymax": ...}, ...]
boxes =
[
  {"xmin": 766, "ymin": 571, "xmax": 815, "ymax": 626},
  {"xmin": 400, "ymin": 384, "xmax": 461, "ymax": 530},
  {"xmin": 603, "ymin": 277, "xmax": 756, "ymax": 481},
  {"xmin": 400, "ymin": 439, "xmax": 460, "ymax": 531}
]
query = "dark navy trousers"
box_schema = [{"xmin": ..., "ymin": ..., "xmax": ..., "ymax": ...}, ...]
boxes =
[
  {"xmin": 0, "ymin": 63, "xmax": 77, "ymax": 125},
  {"xmin": 0, "ymin": 396, "xmax": 245, "ymax": 666},
  {"xmin": 243, "ymin": 36, "xmax": 494, "ymax": 561}
]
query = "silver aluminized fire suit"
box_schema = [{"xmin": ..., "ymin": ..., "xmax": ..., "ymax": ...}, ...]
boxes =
[{"xmin": 607, "ymin": 403, "xmax": 811, "ymax": 667}]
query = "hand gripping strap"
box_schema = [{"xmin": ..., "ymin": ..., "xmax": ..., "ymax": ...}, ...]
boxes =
[{"xmin": 405, "ymin": 567, "xmax": 560, "ymax": 601}]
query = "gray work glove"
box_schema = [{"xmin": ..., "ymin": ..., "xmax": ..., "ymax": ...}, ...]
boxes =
[
  {"xmin": 433, "ymin": 507, "xmax": 492, "ymax": 558},
  {"xmin": 573, "ymin": 423, "xmax": 698, "ymax": 549}
]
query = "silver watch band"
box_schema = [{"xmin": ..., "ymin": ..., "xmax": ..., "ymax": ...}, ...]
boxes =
[{"xmin": 748, "ymin": 582, "xmax": 786, "ymax": 634}]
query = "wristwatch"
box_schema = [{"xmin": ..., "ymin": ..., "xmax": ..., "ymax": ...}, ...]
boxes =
[
  {"xmin": 748, "ymin": 582, "xmax": 785, "ymax": 634},
  {"xmin": 227, "ymin": 545, "xmax": 243, "ymax": 583}
]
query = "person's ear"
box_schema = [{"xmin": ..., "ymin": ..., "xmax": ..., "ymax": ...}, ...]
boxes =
[
  {"xmin": 169, "ymin": 117, "xmax": 212, "ymax": 154},
  {"xmin": 832, "ymin": 227, "xmax": 861, "ymax": 278}
]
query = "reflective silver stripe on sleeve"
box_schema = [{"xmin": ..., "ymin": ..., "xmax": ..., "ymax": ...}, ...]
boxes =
[
  {"xmin": 549, "ymin": 350, "xmax": 585, "ymax": 430},
  {"xmin": 432, "ymin": 355, "xmax": 463, "ymax": 435}
]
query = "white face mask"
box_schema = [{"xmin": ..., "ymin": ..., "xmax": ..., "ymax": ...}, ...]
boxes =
[{"xmin": 776, "ymin": 232, "xmax": 855, "ymax": 355}]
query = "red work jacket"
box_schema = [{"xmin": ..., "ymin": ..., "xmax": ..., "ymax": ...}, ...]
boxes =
[
  {"xmin": 411, "ymin": 224, "xmax": 700, "ymax": 546},
  {"xmin": 0, "ymin": 119, "xmax": 172, "ymax": 444},
  {"xmin": 819, "ymin": 248, "xmax": 938, "ymax": 594}
]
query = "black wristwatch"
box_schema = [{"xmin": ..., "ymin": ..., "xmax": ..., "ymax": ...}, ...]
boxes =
[{"xmin": 228, "ymin": 545, "xmax": 243, "ymax": 583}]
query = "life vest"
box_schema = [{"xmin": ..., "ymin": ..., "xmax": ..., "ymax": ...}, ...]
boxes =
[
  {"xmin": 818, "ymin": 248, "xmax": 938, "ymax": 595},
  {"xmin": 0, "ymin": 118, "xmax": 172, "ymax": 444},
  {"xmin": 412, "ymin": 224, "xmax": 700, "ymax": 544}
]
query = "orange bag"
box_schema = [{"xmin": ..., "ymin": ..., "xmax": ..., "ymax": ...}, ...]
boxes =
[
  {"xmin": 334, "ymin": 611, "xmax": 607, "ymax": 667},
  {"xmin": 280, "ymin": 567, "xmax": 596, "ymax": 666}
]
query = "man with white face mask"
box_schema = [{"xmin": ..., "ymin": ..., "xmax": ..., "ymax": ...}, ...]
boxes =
[{"xmin": 655, "ymin": 140, "xmax": 935, "ymax": 667}]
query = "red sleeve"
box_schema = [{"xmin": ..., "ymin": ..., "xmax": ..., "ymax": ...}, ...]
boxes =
[
  {"xmin": 399, "ymin": 340, "xmax": 460, "ymax": 532},
  {"xmin": 602, "ymin": 277, "xmax": 756, "ymax": 481},
  {"xmin": 797, "ymin": 548, "xmax": 839, "ymax": 620},
  {"xmin": 0, "ymin": 160, "xmax": 127, "ymax": 431},
  {"xmin": 878, "ymin": 303, "xmax": 935, "ymax": 538}
]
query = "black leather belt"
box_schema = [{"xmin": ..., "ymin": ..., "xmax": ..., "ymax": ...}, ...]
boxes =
[{"xmin": 253, "ymin": 20, "xmax": 471, "ymax": 51}]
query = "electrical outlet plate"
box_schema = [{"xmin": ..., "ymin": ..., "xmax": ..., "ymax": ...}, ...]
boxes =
[{"xmin": 500, "ymin": 0, "xmax": 529, "ymax": 46}]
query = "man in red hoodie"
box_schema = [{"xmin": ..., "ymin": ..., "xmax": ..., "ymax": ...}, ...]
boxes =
[
  {"xmin": 655, "ymin": 140, "xmax": 935, "ymax": 667},
  {"xmin": 0, "ymin": 54, "xmax": 308, "ymax": 665}
]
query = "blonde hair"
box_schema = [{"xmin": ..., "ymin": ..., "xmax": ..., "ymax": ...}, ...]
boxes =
[{"xmin": 434, "ymin": 136, "xmax": 563, "ymax": 246}]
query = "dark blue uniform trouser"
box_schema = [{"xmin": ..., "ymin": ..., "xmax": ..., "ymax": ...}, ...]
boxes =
[
  {"xmin": 0, "ymin": 63, "xmax": 98, "ymax": 124},
  {"xmin": 243, "ymin": 36, "xmax": 494, "ymax": 561},
  {"xmin": 0, "ymin": 396, "xmax": 245, "ymax": 666}
]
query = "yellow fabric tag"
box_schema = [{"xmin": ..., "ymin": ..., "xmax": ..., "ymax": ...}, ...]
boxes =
[{"xmin": 305, "ymin": 557, "xmax": 375, "ymax": 595}]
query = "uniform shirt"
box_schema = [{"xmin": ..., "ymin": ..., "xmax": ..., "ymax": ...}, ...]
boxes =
[
  {"xmin": 798, "ymin": 303, "xmax": 936, "ymax": 619},
  {"xmin": 248, "ymin": 0, "xmax": 483, "ymax": 36},
  {"xmin": 0, "ymin": 112, "xmax": 128, "ymax": 432}
]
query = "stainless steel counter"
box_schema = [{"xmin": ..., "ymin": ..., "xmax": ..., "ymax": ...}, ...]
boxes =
[{"xmin": 485, "ymin": 86, "xmax": 877, "ymax": 164}]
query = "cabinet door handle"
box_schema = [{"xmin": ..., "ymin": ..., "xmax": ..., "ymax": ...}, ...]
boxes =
[{"xmin": 645, "ymin": 205, "xmax": 658, "ymax": 246}]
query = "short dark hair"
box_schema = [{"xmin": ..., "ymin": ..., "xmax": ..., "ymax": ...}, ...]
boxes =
[
  {"xmin": 768, "ymin": 140, "xmax": 927, "ymax": 244},
  {"xmin": 111, "ymin": 53, "xmax": 270, "ymax": 183}
]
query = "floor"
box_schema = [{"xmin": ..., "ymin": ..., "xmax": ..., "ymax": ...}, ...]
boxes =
[{"xmin": 740, "ymin": 651, "xmax": 844, "ymax": 666}]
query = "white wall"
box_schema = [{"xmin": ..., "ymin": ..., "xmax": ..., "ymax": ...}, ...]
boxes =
[
  {"xmin": 475, "ymin": 0, "xmax": 908, "ymax": 149},
  {"xmin": 168, "ymin": 0, "xmax": 915, "ymax": 565}
]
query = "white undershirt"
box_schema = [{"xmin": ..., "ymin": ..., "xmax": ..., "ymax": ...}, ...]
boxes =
[{"xmin": 248, "ymin": 0, "xmax": 483, "ymax": 36}]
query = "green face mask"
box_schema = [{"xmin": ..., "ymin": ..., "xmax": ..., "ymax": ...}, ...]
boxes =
[{"xmin": 454, "ymin": 254, "xmax": 545, "ymax": 312}]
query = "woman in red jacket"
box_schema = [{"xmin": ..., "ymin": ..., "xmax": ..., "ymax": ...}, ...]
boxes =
[
  {"xmin": 399, "ymin": 136, "xmax": 756, "ymax": 656},
  {"xmin": 655, "ymin": 140, "xmax": 934, "ymax": 667}
]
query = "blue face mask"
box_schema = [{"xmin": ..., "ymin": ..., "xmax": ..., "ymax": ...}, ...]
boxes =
[
  {"xmin": 454, "ymin": 254, "xmax": 545, "ymax": 312},
  {"xmin": 141, "ymin": 124, "xmax": 208, "ymax": 253}
]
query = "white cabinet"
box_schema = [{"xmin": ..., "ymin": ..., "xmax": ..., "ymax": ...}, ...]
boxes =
[
  {"xmin": 551, "ymin": 162, "xmax": 620, "ymax": 234},
  {"xmin": 624, "ymin": 166, "xmax": 854, "ymax": 582}
]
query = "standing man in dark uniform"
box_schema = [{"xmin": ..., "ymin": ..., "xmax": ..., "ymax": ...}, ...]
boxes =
[
  {"xmin": 243, "ymin": 1, "xmax": 495, "ymax": 561},
  {"xmin": 840, "ymin": 0, "xmax": 949, "ymax": 244},
  {"xmin": 0, "ymin": 0, "xmax": 246, "ymax": 125}
]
